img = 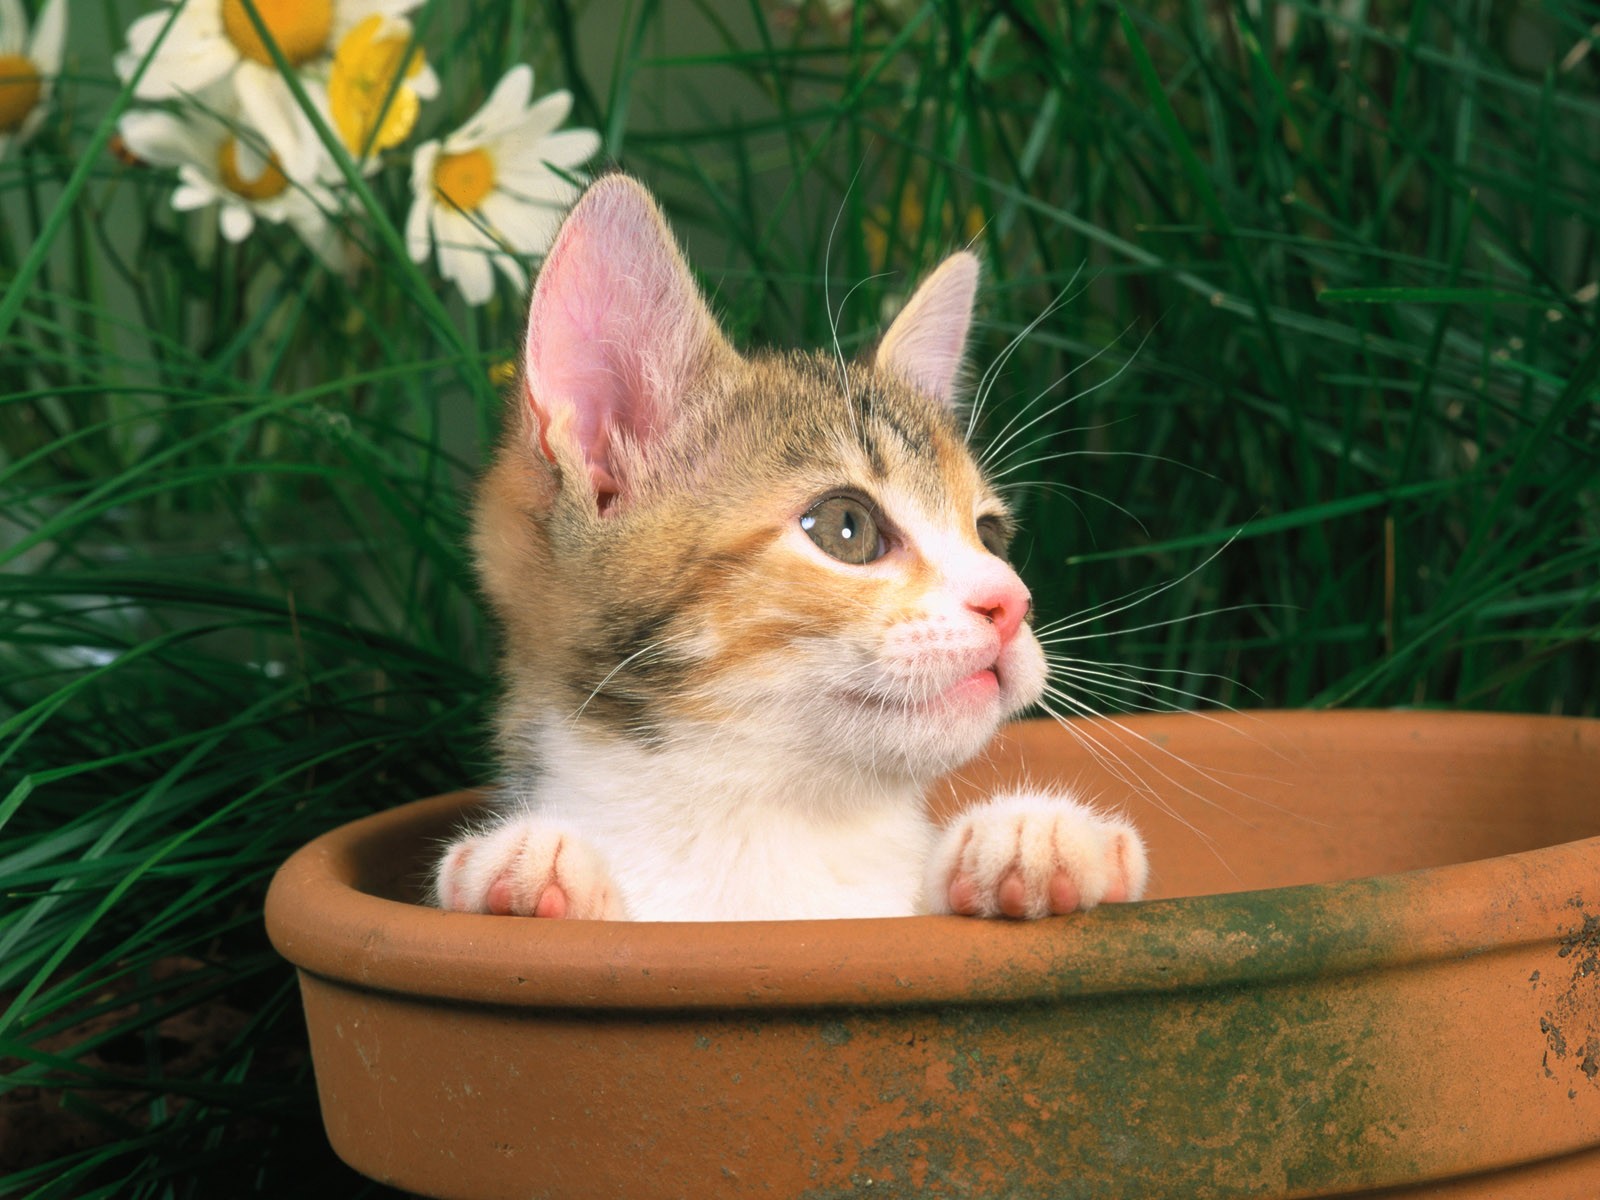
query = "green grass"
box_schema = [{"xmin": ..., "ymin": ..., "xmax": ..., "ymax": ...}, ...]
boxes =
[{"xmin": 2, "ymin": 0, "xmax": 1597, "ymax": 1194}]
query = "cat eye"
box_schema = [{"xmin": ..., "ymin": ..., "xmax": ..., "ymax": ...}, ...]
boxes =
[
  {"xmin": 801, "ymin": 494, "xmax": 887, "ymax": 565},
  {"xmin": 976, "ymin": 515, "xmax": 1011, "ymax": 561}
]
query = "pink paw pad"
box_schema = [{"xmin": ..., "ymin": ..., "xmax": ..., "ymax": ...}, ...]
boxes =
[
  {"xmin": 434, "ymin": 822, "xmax": 625, "ymax": 920},
  {"xmin": 928, "ymin": 793, "xmax": 1149, "ymax": 920}
]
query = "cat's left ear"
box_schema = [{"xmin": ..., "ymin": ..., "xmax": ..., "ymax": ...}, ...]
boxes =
[{"xmin": 874, "ymin": 252, "xmax": 979, "ymax": 408}]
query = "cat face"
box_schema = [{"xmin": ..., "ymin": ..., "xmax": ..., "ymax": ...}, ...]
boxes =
[{"xmin": 474, "ymin": 176, "xmax": 1045, "ymax": 794}]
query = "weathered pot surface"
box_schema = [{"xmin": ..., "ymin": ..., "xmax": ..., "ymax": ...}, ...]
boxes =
[{"xmin": 266, "ymin": 710, "xmax": 1600, "ymax": 1199}]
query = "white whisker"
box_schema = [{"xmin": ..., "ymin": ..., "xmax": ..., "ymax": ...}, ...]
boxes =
[
  {"xmin": 1031, "ymin": 532, "xmax": 1244, "ymax": 639},
  {"xmin": 965, "ymin": 268, "xmax": 1088, "ymax": 444},
  {"xmin": 979, "ymin": 321, "xmax": 1149, "ymax": 473}
]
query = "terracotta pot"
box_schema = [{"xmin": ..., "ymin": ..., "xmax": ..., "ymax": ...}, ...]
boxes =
[{"xmin": 265, "ymin": 711, "xmax": 1600, "ymax": 1199}]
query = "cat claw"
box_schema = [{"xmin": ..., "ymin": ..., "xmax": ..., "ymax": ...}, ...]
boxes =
[
  {"xmin": 928, "ymin": 791, "xmax": 1148, "ymax": 919},
  {"xmin": 435, "ymin": 819, "xmax": 626, "ymax": 919}
]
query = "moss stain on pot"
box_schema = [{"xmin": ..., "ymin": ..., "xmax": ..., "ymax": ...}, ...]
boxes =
[
  {"xmin": 782, "ymin": 987, "xmax": 1402, "ymax": 1200},
  {"xmin": 1539, "ymin": 898, "xmax": 1600, "ymax": 1089}
]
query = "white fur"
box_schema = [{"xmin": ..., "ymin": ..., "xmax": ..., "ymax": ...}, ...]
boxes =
[
  {"xmin": 437, "ymin": 818, "xmax": 625, "ymax": 919},
  {"xmin": 924, "ymin": 790, "xmax": 1149, "ymax": 919},
  {"xmin": 444, "ymin": 724, "xmax": 934, "ymax": 920}
]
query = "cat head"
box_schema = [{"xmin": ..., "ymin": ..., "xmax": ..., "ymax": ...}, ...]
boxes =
[{"xmin": 476, "ymin": 175, "xmax": 1046, "ymax": 797}]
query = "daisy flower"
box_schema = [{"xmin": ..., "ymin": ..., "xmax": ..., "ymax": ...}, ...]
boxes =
[
  {"xmin": 0, "ymin": 0, "xmax": 65, "ymax": 159},
  {"xmin": 406, "ymin": 65, "xmax": 600, "ymax": 306},
  {"xmin": 118, "ymin": 90, "xmax": 341, "ymax": 266},
  {"xmin": 323, "ymin": 13, "xmax": 436, "ymax": 169},
  {"xmin": 115, "ymin": 0, "xmax": 424, "ymax": 182}
]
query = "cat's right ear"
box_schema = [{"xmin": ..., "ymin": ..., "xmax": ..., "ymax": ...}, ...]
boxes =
[{"xmin": 522, "ymin": 175, "xmax": 730, "ymax": 511}]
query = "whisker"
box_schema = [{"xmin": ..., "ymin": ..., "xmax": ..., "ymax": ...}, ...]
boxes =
[
  {"xmin": 1048, "ymin": 653, "xmax": 1260, "ymax": 709},
  {"xmin": 979, "ymin": 320, "xmax": 1149, "ymax": 473},
  {"xmin": 569, "ymin": 639, "xmax": 679, "ymax": 723},
  {"xmin": 1038, "ymin": 692, "xmax": 1248, "ymax": 851},
  {"xmin": 1007, "ymin": 476, "xmax": 1150, "ymax": 537},
  {"xmin": 823, "ymin": 163, "xmax": 865, "ymax": 409},
  {"xmin": 1035, "ymin": 603, "xmax": 1261, "ymax": 646},
  {"xmin": 1030, "ymin": 532, "xmax": 1244, "ymax": 639},
  {"xmin": 1033, "ymin": 696, "xmax": 1227, "ymax": 863},
  {"xmin": 987, "ymin": 446, "xmax": 1207, "ymax": 484},
  {"xmin": 965, "ymin": 268, "xmax": 1089, "ymax": 444}
]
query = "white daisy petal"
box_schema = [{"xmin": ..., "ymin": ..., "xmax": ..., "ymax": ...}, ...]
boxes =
[
  {"xmin": 478, "ymin": 189, "xmax": 548, "ymax": 253},
  {"xmin": 126, "ymin": 12, "xmax": 235, "ymax": 99},
  {"xmin": 434, "ymin": 207, "xmax": 496, "ymax": 304},
  {"xmin": 436, "ymin": 205, "xmax": 496, "ymax": 253},
  {"xmin": 220, "ymin": 203, "xmax": 255, "ymax": 242},
  {"xmin": 334, "ymin": 0, "xmax": 423, "ymax": 37},
  {"xmin": 493, "ymin": 251, "xmax": 527, "ymax": 294},
  {"xmin": 531, "ymin": 128, "xmax": 602, "ymax": 171},
  {"xmin": 409, "ymin": 137, "xmax": 439, "ymax": 196},
  {"xmin": 412, "ymin": 61, "xmax": 439, "ymax": 100},
  {"xmin": 0, "ymin": 0, "xmax": 25, "ymax": 55},
  {"xmin": 448, "ymin": 64, "xmax": 533, "ymax": 150},
  {"xmin": 448, "ymin": 239, "xmax": 494, "ymax": 305},
  {"xmin": 233, "ymin": 137, "xmax": 269, "ymax": 181},
  {"xmin": 27, "ymin": 0, "xmax": 66, "ymax": 70},
  {"xmin": 279, "ymin": 188, "xmax": 339, "ymax": 266},
  {"xmin": 117, "ymin": 8, "xmax": 173, "ymax": 64},
  {"xmin": 475, "ymin": 190, "xmax": 520, "ymax": 232},
  {"xmin": 234, "ymin": 62, "xmax": 322, "ymax": 183},
  {"xmin": 118, "ymin": 109, "xmax": 214, "ymax": 170},
  {"xmin": 16, "ymin": 104, "xmax": 43, "ymax": 144},
  {"xmin": 508, "ymin": 198, "xmax": 567, "ymax": 258},
  {"xmin": 172, "ymin": 167, "xmax": 219, "ymax": 212},
  {"xmin": 495, "ymin": 135, "xmax": 599, "ymax": 201},
  {"xmin": 122, "ymin": 77, "xmax": 344, "ymax": 248},
  {"xmin": 405, "ymin": 194, "xmax": 431, "ymax": 262},
  {"xmin": 507, "ymin": 89, "xmax": 572, "ymax": 146},
  {"xmin": 406, "ymin": 139, "xmax": 439, "ymax": 258}
]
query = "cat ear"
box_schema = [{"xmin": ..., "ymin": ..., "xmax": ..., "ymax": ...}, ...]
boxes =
[
  {"xmin": 523, "ymin": 174, "xmax": 729, "ymax": 509},
  {"xmin": 874, "ymin": 252, "xmax": 979, "ymax": 408}
]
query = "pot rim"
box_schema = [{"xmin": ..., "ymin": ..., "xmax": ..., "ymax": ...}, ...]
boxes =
[{"xmin": 265, "ymin": 710, "xmax": 1600, "ymax": 1011}]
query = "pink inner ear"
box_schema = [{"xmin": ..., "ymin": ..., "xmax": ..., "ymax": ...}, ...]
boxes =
[
  {"xmin": 522, "ymin": 177, "xmax": 709, "ymax": 507},
  {"xmin": 876, "ymin": 252, "xmax": 979, "ymax": 407},
  {"xmin": 524, "ymin": 219, "xmax": 626, "ymax": 498}
]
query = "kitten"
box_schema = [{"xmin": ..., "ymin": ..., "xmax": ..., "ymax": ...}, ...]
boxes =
[{"xmin": 432, "ymin": 175, "xmax": 1148, "ymax": 921}]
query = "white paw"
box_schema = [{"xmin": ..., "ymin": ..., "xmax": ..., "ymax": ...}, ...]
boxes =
[
  {"xmin": 926, "ymin": 791, "xmax": 1148, "ymax": 919},
  {"xmin": 434, "ymin": 817, "xmax": 626, "ymax": 919}
]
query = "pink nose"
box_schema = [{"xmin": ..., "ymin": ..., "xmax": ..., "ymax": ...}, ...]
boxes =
[{"xmin": 967, "ymin": 572, "xmax": 1030, "ymax": 645}]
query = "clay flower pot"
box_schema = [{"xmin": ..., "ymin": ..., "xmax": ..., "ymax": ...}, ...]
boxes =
[{"xmin": 266, "ymin": 711, "xmax": 1600, "ymax": 1199}]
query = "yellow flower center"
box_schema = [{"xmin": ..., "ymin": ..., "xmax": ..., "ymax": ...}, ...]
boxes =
[
  {"xmin": 217, "ymin": 138, "xmax": 290, "ymax": 201},
  {"xmin": 434, "ymin": 147, "xmax": 495, "ymax": 212},
  {"xmin": 220, "ymin": 0, "xmax": 334, "ymax": 67},
  {"xmin": 0, "ymin": 54, "xmax": 42, "ymax": 134},
  {"xmin": 328, "ymin": 15, "xmax": 425, "ymax": 156}
]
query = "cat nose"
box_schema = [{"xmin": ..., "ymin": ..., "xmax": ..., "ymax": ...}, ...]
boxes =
[{"xmin": 967, "ymin": 573, "xmax": 1030, "ymax": 646}]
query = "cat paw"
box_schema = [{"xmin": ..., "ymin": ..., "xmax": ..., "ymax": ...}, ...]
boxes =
[
  {"xmin": 434, "ymin": 819, "xmax": 626, "ymax": 919},
  {"xmin": 926, "ymin": 791, "xmax": 1148, "ymax": 919}
]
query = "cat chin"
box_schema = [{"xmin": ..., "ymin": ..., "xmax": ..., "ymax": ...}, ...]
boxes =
[
  {"xmin": 826, "ymin": 697, "xmax": 1013, "ymax": 784},
  {"xmin": 807, "ymin": 637, "xmax": 1047, "ymax": 782}
]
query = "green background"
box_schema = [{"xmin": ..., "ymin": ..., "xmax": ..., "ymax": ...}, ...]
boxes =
[{"xmin": 1, "ymin": 0, "xmax": 1596, "ymax": 1194}]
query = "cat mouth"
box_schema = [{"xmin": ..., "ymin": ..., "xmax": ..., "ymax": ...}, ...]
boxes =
[
  {"xmin": 944, "ymin": 666, "xmax": 1000, "ymax": 704},
  {"xmin": 843, "ymin": 664, "xmax": 1003, "ymax": 715}
]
